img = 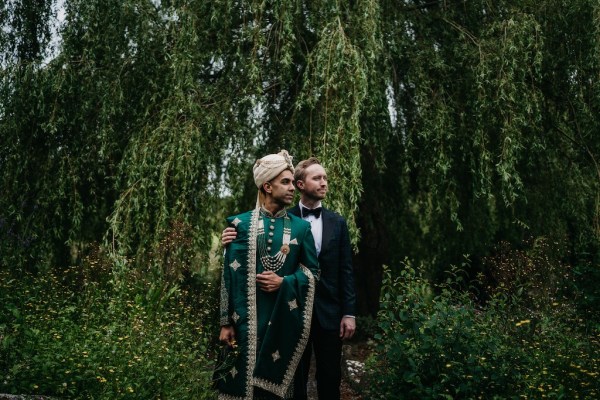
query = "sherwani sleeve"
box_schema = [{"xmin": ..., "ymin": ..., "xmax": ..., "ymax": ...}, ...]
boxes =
[{"xmin": 219, "ymin": 220, "xmax": 234, "ymax": 327}]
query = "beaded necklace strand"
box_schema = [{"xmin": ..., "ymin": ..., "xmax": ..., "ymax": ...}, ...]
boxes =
[{"xmin": 257, "ymin": 210, "xmax": 291, "ymax": 272}]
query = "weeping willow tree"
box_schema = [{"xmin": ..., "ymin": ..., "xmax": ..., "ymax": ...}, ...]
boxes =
[{"xmin": 1, "ymin": 0, "xmax": 598, "ymax": 314}]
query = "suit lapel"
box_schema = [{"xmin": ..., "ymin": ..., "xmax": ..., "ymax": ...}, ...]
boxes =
[
  {"xmin": 320, "ymin": 207, "xmax": 333, "ymax": 257},
  {"xmin": 290, "ymin": 203, "xmax": 331, "ymax": 258},
  {"xmin": 289, "ymin": 204, "xmax": 301, "ymax": 218}
]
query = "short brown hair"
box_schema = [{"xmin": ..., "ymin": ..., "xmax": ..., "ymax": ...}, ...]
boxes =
[{"xmin": 294, "ymin": 157, "xmax": 321, "ymax": 181}]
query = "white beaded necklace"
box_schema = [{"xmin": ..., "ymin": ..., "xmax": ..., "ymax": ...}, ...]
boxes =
[{"xmin": 257, "ymin": 209, "xmax": 291, "ymax": 272}]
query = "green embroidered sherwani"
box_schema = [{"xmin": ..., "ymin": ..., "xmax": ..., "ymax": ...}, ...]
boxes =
[{"xmin": 218, "ymin": 208, "xmax": 320, "ymax": 400}]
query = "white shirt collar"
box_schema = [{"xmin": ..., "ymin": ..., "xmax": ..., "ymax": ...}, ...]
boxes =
[
  {"xmin": 299, "ymin": 200, "xmax": 322, "ymax": 211},
  {"xmin": 298, "ymin": 201, "xmax": 323, "ymax": 255}
]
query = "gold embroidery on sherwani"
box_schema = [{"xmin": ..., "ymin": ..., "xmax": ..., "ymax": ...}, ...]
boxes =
[
  {"xmin": 288, "ymin": 299, "xmax": 298, "ymax": 311},
  {"xmin": 253, "ymin": 263, "xmax": 316, "ymax": 398},
  {"xmin": 218, "ymin": 393, "xmax": 243, "ymax": 400},
  {"xmin": 218, "ymin": 212, "xmax": 261, "ymax": 400},
  {"xmin": 244, "ymin": 208, "xmax": 259, "ymax": 400},
  {"xmin": 272, "ymin": 350, "xmax": 281, "ymax": 362},
  {"xmin": 230, "ymin": 259, "xmax": 241, "ymax": 271},
  {"xmin": 219, "ymin": 266, "xmax": 230, "ymax": 326}
]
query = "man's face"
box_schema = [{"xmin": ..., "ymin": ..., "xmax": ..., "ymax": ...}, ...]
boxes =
[
  {"xmin": 265, "ymin": 169, "xmax": 295, "ymax": 206},
  {"xmin": 297, "ymin": 164, "xmax": 328, "ymax": 201}
]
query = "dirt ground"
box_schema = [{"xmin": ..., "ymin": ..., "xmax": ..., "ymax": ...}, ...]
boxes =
[
  {"xmin": 306, "ymin": 363, "xmax": 362, "ymax": 400},
  {"xmin": 306, "ymin": 340, "xmax": 369, "ymax": 400}
]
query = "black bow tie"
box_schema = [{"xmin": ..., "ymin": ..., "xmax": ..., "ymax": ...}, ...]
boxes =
[{"xmin": 301, "ymin": 206, "xmax": 322, "ymax": 219}]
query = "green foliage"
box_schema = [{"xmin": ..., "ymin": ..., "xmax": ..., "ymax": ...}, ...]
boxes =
[
  {"xmin": 372, "ymin": 0, "xmax": 599, "ymax": 278},
  {"xmin": 353, "ymin": 314, "xmax": 379, "ymax": 342},
  {"xmin": 297, "ymin": 14, "xmax": 368, "ymax": 248},
  {"xmin": 1, "ymin": 0, "xmax": 599, "ymax": 276},
  {"xmin": 572, "ymin": 261, "xmax": 600, "ymax": 324},
  {"xmin": 0, "ymin": 0, "xmax": 54, "ymax": 63},
  {"xmin": 0, "ymin": 235, "xmax": 219, "ymax": 399},
  {"xmin": 482, "ymin": 238, "xmax": 571, "ymax": 309},
  {"xmin": 364, "ymin": 263, "xmax": 600, "ymax": 399},
  {"xmin": 1, "ymin": 0, "xmax": 599, "ymax": 395}
]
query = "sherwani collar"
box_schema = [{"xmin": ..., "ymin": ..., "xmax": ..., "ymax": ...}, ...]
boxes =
[{"xmin": 259, "ymin": 206, "xmax": 287, "ymax": 218}]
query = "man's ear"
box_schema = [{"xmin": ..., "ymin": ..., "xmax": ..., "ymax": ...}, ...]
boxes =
[
  {"xmin": 295, "ymin": 180, "xmax": 304, "ymax": 190},
  {"xmin": 263, "ymin": 182, "xmax": 272, "ymax": 194}
]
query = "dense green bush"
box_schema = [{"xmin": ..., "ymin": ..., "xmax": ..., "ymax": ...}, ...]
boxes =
[
  {"xmin": 0, "ymin": 242, "xmax": 220, "ymax": 399},
  {"xmin": 363, "ymin": 260, "xmax": 600, "ymax": 399},
  {"xmin": 572, "ymin": 261, "xmax": 600, "ymax": 327}
]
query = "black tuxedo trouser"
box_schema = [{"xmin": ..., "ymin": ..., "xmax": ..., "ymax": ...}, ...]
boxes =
[{"xmin": 297, "ymin": 316, "xmax": 343, "ymax": 400}]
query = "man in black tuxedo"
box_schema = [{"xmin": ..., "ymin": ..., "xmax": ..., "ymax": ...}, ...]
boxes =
[
  {"xmin": 221, "ymin": 157, "xmax": 356, "ymax": 399},
  {"xmin": 291, "ymin": 157, "xmax": 356, "ymax": 400}
]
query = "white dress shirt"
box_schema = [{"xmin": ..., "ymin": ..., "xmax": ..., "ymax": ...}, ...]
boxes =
[{"xmin": 299, "ymin": 200, "xmax": 323, "ymax": 256}]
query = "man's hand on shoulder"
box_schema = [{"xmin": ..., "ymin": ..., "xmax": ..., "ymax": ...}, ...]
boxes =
[{"xmin": 221, "ymin": 227, "xmax": 237, "ymax": 246}]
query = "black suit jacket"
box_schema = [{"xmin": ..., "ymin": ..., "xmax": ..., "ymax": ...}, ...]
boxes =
[{"xmin": 289, "ymin": 205, "xmax": 356, "ymax": 331}]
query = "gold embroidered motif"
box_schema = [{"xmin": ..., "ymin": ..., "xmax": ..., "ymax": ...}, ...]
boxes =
[
  {"xmin": 218, "ymin": 393, "xmax": 244, "ymax": 400},
  {"xmin": 232, "ymin": 217, "xmax": 242, "ymax": 227},
  {"xmin": 232, "ymin": 311, "xmax": 240, "ymax": 323},
  {"xmin": 230, "ymin": 259, "xmax": 241, "ymax": 271},
  {"xmin": 231, "ymin": 366, "xmax": 238, "ymax": 378},
  {"xmin": 289, "ymin": 238, "xmax": 298, "ymax": 245},
  {"xmin": 220, "ymin": 254, "xmax": 230, "ymax": 326},
  {"xmin": 288, "ymin": 299, "xmax": 298, "ymax": 311},
  {"xmin": 272, "ymin": 350, "xmax": 281, "ymax": 362}
]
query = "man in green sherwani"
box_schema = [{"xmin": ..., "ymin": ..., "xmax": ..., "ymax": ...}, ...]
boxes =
[{"xmin": 217, "ymin": 150, "xmax": 320, "ymax": 400}]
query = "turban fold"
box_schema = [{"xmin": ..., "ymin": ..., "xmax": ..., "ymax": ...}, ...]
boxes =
[{"xmin": 253, "ymin": 150, "xmax": 294, "ymax": 208}]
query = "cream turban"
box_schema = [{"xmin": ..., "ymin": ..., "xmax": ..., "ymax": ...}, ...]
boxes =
[
  {"xmin": 253, "ymin": 150, "xmax": 294, "ymax": 188},
  {"xmin": 253, "ymin": 150, "xmax": 294, "ymax": 208}
]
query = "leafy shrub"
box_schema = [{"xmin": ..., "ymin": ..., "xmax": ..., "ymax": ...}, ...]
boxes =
[
  {"xmin": 571, "ymin": 261, "xmax": 600, "ymax": 326},
  {"xmin": 353, "ymin": 315, "xmax": 379, "ymax": 341},
  {"xmin": 363, "ymin": 261, "xmax": 600, "ymax": 399},
  {"xmin": 482, "ymin": 237, "xmax": 572, "ymax": 311},
  {"xmin": 0, "ymin": 226, "xmax": 220, "ymax": 399}
]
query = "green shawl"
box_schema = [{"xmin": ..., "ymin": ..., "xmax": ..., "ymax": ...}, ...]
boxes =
[{"xmin": 217, "ymin": 207, "xmax": 319, "ymax": 399}]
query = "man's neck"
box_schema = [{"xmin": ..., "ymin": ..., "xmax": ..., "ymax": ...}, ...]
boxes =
[
  {"xmin": 263, "ymin": 198, "xmax": 284, "ymax": 215},
  {"xmin": 299, "ymin": 196, "xmax": 321, "ymax": 209}
]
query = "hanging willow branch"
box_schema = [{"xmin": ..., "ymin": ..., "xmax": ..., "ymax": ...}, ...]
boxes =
[
  {"xmin": 297, "ymin": 16, "xmax": 368, "ymax": 248},
  {"xmin": 1, "ymin": 0, "xmax": 598, "ymax": 273}
]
